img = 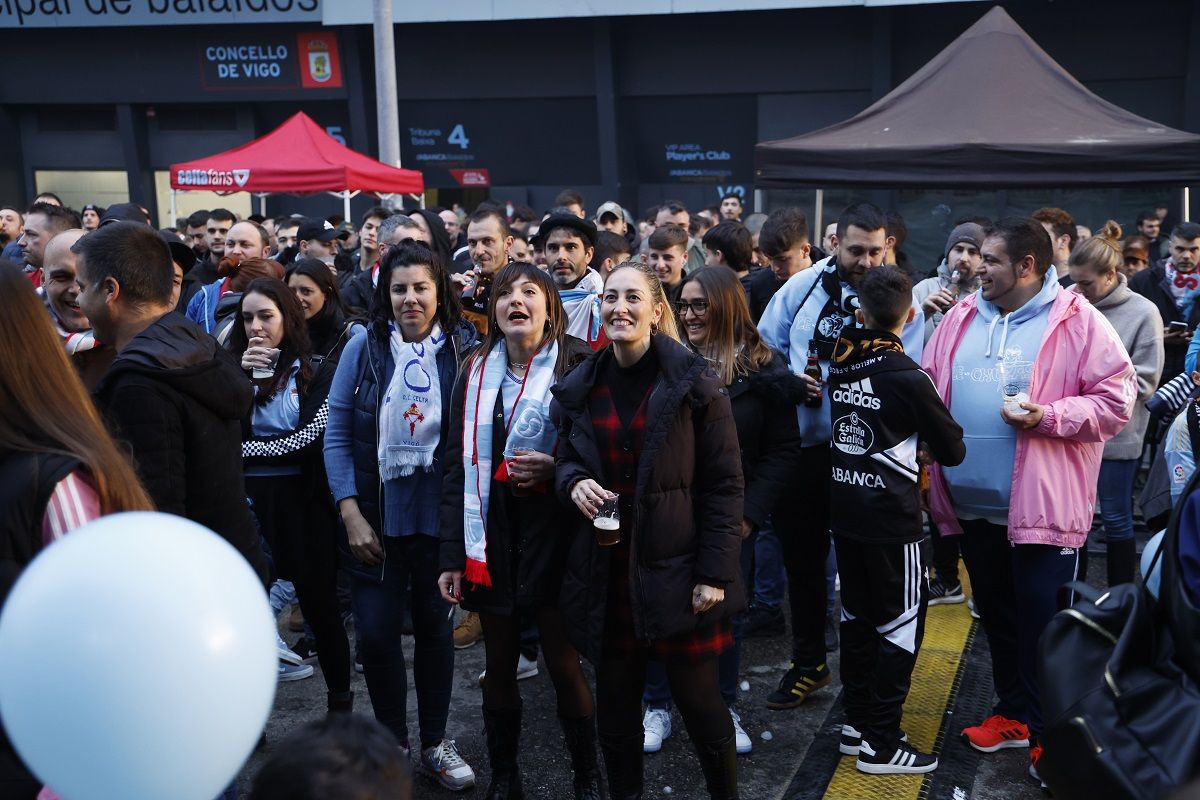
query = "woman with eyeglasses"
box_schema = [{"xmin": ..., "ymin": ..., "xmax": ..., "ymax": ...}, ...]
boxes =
[
  {"xmin": 641, "ymin": 266, "xmax": 804, "ymax": 757},
  {"xmin": 438, "ymin": 262, "xmax": 599, "ymax": 799},
  {"xmin": 553, "ymin": 261, "xmax": 746, "ymax": 799}
]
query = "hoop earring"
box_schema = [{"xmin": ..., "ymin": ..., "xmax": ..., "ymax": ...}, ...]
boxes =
[{"xmin": 650, "ymin": 322, "xmax": 659, "ymax": 336}]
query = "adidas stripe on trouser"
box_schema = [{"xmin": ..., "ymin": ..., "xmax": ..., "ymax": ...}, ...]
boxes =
[{"xmin": 835, "ymin": 534, "xmax": 929, "ymax": 750}]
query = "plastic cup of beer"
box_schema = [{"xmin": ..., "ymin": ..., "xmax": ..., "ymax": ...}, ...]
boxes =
[
  {"xmin": 594, "ymin": 494, "xmax": 620, "ymax": 546},
  {"xmin": 998, "ymin": 359, "xmax": 1033, "ymax": 416}
]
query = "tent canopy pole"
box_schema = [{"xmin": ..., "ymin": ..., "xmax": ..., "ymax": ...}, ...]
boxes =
[
  {"xmin": 814, "ymin": 189, "xmax": 824, "ymax": 242},
  {"xmin": 169, "ymin": 189, "xmax": 177, "ymax": 227},
  {"xmin": 1186, "ymin": 187, "xmax": 1192, "ymax": 223}
]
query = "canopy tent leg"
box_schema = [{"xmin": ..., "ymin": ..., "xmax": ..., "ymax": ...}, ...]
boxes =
[
  {"xmin": 1186, "ymin": 187, "xmax": 1192, "ymax": 223},
  {"xmin": 754, "ymin": 189, "xmax": 763, "ymax": 214},
  {"xmin": 814, "ymin": 189, "xmax": 824, "ymax": 244},
  {"xmin": 169, "ymin": 189, "xmax": 177, "ymax": 227},
  {"xmin": 256, "ymin": 193, "xmax": 268, "ymax": 217},
  {"xmin": 343, "ymin": 191, "xmax": 351, "ymax": 222}
]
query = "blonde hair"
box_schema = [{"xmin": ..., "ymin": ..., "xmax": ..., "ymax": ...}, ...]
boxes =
[
  {"xmin": 604, "ymin": 260, "xmax": 681, "ymax": 342},
  {"xmin": 1068, "ymin": 220, "xmax": 1123, "ymax": 275}
]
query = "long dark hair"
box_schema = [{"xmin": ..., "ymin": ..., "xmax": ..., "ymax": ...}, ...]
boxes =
[
  {"xmin": 408, "ymin": 208, "xmax": 455, "ymax": 267},
  {"xmin": 469, "ymin": 262, "xmax": 572, "ymax": 378},
  {"xmin": 286, "ymin": 258, "xmax": 352, "ymax": 356},
  {"xmin": 0, "ymin": 261, "xmax": 152, "ymax": 514},
  {"xmin": 370, "ymin": 241, "xmax": 462, "ymax": 341},
  {"xmin": 679, "ymin": 266, "xmax": 773, "ymax": 385},
  {"xmin": 228, "ymin": 278, "xmax": 314, "ymax": 404}
]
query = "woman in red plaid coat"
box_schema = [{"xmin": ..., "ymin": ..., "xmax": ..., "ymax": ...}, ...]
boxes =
[{"xmin": 551, "ymin": 261, "xmax": 746, "ymax": 800}]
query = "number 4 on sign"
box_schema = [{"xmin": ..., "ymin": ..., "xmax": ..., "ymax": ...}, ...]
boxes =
[{"xmin": 448, "ymin": 124, "xmax": 470, "ymax": 150}]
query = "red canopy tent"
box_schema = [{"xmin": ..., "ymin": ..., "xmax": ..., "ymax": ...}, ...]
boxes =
[{"xmin": 169, "ymin": 111, "xmax": 424, "ymax": 219}]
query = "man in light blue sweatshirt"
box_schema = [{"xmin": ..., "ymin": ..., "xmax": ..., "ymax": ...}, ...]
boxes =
[{"xmin": 756, "ymin": 202, "xmax": 924, "ymax": 711}]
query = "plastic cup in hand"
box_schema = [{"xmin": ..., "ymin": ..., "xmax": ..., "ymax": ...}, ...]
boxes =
[
  {"xmin": 506, "ymin": 448, "xmax": 531, "ymax": 497},
  {"xmin": 998, "ymin": 359, "xmax": 1033, "ymax": 416},
  {"xmin": 594, "ymin": 494, "xmax": 620, "ymax": 546},
  {"xmin": 252, "ymin": 349, "xmax": 280, "ymax": 380}
]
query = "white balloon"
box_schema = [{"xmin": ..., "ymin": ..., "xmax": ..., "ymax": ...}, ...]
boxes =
[{"xmin": 0, "ymin": 512, "xmax": 277, "ymax": 800}]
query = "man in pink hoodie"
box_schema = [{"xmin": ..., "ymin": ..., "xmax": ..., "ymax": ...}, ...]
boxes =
[{"xmin": 922, "ymin": 218, "xmax": 1134, "ymax": 785}]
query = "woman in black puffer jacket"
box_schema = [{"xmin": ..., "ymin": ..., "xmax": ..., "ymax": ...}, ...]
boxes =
[
  {"xmin": 641, "ymin": 266, "xmax": 805, "ymax": 756},
  {"xmin": 552, "ymin": 261, "xmax": 746, "ymax": 800}
]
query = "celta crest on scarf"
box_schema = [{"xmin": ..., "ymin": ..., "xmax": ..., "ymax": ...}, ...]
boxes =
[{"xmin": 378, "ymin": 322, "xmax": 445, "ymax": 479}]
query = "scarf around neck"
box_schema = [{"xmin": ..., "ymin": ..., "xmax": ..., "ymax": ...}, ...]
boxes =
[
  {"xmin": 810, "ymin": 263, "xmax": 860, "ymax": 360},
  {"xmin": 559, "ymin": 269, "xmax": 605, "ymax": 345},
  {"xmin": 378, "ymin": 322, "xmax": 446, "ymax": 479},
  {"xmin": 460, "ymin": 338, "xmax": 560, "ymax": 587}
]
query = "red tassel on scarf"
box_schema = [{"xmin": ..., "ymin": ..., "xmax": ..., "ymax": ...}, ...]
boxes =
[{"xmin": 465, "ymin": 558, "xmax": 493, "ymax": 587}]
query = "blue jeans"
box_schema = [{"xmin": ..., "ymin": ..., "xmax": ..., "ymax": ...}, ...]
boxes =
[
  {"xmin": 350, "ymin": 534, "xmax": 453, "ymax": 751},
  {"xmin": 646, "ymin": 533, "xmax": 756, "ymax": 709},
  {"xmin": 1097, "ymin": 458, "xmax": 1139, "ymax": 543},
  {"xmin": 752, "ymin": 525, "xmax": 786, "ymax": 609}
]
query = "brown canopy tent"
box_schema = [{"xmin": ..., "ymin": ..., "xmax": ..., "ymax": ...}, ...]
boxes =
[{"xmin": 754, "ymin": 6, "xmax": 1200, "ymax": 191}]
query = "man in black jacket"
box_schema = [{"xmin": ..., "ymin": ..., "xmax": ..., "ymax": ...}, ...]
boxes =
[
  {"xmin": 1130, "ymin": 221, "xmax": 1200, "ymax": 382},
  {"xmin": 827, "ymin": 266, "xmax": 964, "ymax": 776},
  {"xmin": 73, "ymin": 222, "xmax": 268, "ymax": 583}
]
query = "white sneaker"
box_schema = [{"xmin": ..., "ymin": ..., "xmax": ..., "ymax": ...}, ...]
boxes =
[
  {"xmin": 730, "ymin": 708, "xmax": 752, "ymax": 754},
  {"xmin": 420, "ymin": 738, "xmax": 476, "ymax": 791},
  {"xmin": 968, "ymin": 596, "xmax": 980, "ymax": 620},
  {"xmin": 276, "ymin": 632, "xmax": 303, "ymax": 666},
  {"xmin": 277, "ymin": 660, "xmax": 314, "ymax": 682},
  {"xmin": 477, "ymin": 653, "xmax": 540, "ymax": 685},
  {"xmin": 643, "ymin": 707, "xmax": 672, "ymax": 753}
]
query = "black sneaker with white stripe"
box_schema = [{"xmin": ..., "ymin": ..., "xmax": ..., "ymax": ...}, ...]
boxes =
[
  {"xmin": 856, "ymin": 738, "xmax": 938, "ymax": 774},
  {"xmin": 839, "ymin": 724, "xmax": 908, "ymax": 756},
  {"xmin": 927, "ymin": 577, "xmax": 965, "ymax": 606}
]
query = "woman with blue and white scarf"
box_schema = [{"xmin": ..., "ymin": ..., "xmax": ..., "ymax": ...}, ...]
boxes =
[
  {"xmin": 438, "ymin": 262, "xmax": 599, "ymax": 800},
  {"xmin": 323, "ymin": 241, "xmax": 480, "ymax": 791}
]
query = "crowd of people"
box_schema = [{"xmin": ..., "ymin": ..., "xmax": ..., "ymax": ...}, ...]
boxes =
[{"xmin": 2, "ymin": 185, "xmax": 1197, "ymax": 800}]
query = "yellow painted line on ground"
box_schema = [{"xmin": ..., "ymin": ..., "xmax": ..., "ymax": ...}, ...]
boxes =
[{"xmin": 823, "ymin": 596, "xmax": 975, "ymax": 799}]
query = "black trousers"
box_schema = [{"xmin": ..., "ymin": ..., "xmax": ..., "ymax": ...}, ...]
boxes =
[
  {"xmin": 247, "ymin": 473, "xmax": 351, "ymax": 695},
  {"xmin": 835, "ymin": 535, "xmax": 928, "ymax": 748},
  {"xmin": 957, "ymin": 518, "xmax": 1079, "ymax": 742},
  {"xmin": 774, "ymin": 444, "xmax": 832, "ymax": 668}
]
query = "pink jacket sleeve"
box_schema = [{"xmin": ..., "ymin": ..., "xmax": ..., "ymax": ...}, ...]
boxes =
[{"xmin": 1035, "ymin": 309, "xmax": 1135, "ymax": 444}]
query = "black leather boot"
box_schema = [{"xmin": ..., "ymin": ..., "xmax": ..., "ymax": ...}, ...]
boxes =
[
  {"xmin": 483, "ymin": 706, "xmax": 524, "ymax": 799},
  {"xmin": 559, "ymin": 715, "xmax": 602, "ymax": 799},
  {"xmin": 327, "ymin": 690, "xmax": 354, "ymax": 715},
  {"xmin": 694, "ymin": 734, "xmax": 739, "ymax": 800},
  {"xmin": 599, "ymin": 732, "xmax": 643, "ymax": 800}
]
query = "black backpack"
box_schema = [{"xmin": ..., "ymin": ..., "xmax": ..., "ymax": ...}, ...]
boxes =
[{"xmin": 1038, "ymin": 468, "xmax": 1200, "ymax": 799}]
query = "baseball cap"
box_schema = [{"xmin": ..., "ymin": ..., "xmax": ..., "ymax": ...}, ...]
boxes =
[
  {"xmin": 594, "ymin": 201, "xmax": 625, "ymax": 224},
  {"xmin": 159, "ymin": 229, "xmax": 196, "ymax": 271},
  {"xmin": 297, "ymin": 218, "xmax": 350, "ymax": 243},
  {"xmin": 99, "ymin": 203, "xmax": 151, "ymax": 227}
]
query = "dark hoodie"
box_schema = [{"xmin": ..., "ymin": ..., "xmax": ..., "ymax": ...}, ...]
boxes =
[
  {"xmin": 826, "ymin": 327, "xmax": 964, "ymax": 544},
  {"xmin": 94, "ymin": 311, "xmax": 268, "ymax": 582}
]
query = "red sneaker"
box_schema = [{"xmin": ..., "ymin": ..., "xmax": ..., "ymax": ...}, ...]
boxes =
[
  {"xmin": 961, "ymin": 714, "xmax": 1030, "ymax": 752},
  {"xmin": 1029, "ymin": 744, "xmax": 1047, "ymax": 788}
]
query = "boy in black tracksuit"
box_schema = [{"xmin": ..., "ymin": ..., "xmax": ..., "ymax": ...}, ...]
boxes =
[{"xmin": 827, "ymin": 266, "xmax": 965, "ymax": 775}]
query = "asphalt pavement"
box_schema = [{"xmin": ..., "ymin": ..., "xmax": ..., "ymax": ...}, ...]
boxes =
[{"xmin": 236, "ymin": 584, "xmax": 1057, "ymax": 800}]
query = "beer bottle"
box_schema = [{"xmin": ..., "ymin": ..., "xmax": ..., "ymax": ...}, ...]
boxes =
[{"xmin": 803, "ymin": 340, "xmax": 823, "ymax": 409}]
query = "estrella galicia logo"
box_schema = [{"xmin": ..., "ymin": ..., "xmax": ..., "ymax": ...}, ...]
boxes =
[{"xmin": 833, "ymin": 411, "xmax": 874, "ymax": 455}]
